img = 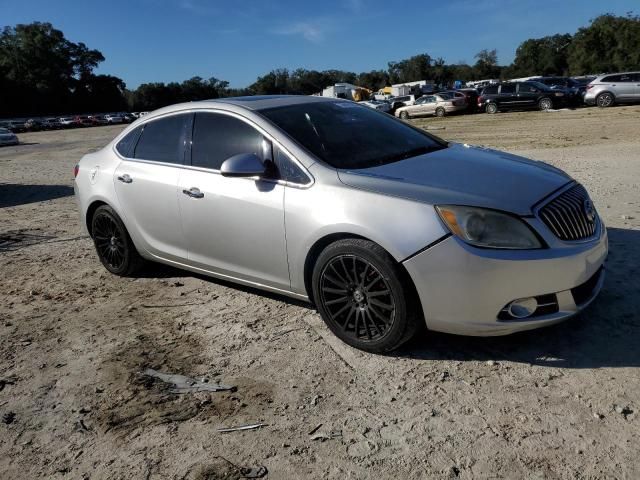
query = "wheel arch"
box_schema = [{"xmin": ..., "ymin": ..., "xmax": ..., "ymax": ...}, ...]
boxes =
[
  {"xmin": 85, "ymin": 200, "xmax": 109, "ymax": 237},
  {"xmin": 302, "ymin": 232, "xmax": 422, "ymax": 313},
  {"xmin": 596, "ymin": 90, "xmax": 616, "ymax": 104}
]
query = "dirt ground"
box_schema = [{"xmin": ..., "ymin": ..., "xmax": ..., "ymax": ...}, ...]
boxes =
[{"xmin": 1, "ymin": 106, "xmax": 639, "ymax": 479}]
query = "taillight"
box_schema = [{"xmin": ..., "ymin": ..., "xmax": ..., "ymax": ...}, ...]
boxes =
[
  {"xmin": 586, "ymin": 85, "xmax": 594, "ymax": 90},
  {"xmin": 73, "ymin": 164, "xmax": 79, "ymax": 178}
]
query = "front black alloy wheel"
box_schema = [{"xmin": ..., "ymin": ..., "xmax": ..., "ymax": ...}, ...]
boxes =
[
  {"xmin": 91, "ymin": 205, "xmax": 144, "ymax": 276},
  {"xmin": 312, "ymin": 239, "xmax": 421, "ymax": 353}
]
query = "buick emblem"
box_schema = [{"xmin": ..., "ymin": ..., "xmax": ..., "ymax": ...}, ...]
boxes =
[{"xmin": 583, "ymin": 199, "xmax": 596, "ymax": 223}]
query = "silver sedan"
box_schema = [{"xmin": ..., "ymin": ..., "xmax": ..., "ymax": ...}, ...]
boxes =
[{"xmin": 74, "ymin": 96, "xmax": 607, "ymax": 352}]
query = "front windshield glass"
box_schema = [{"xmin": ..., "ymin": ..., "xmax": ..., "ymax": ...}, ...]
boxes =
[{"xmin": 260, "ymin": 101, "xmax": 446, "ymax": 169}]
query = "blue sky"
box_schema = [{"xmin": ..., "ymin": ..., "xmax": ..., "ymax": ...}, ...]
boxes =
[{"xmin": 1, "ymin": 0, "xmax": 637, "ymax": 88}]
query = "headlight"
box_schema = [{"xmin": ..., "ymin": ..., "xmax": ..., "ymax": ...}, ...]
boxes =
[
  {"xmin": 554, "ymin": 92, "xmax": 564, "ymax": 96},
  {"xmin": 435, "ymin": 205, "xmax": 543, "ymax": 249}
]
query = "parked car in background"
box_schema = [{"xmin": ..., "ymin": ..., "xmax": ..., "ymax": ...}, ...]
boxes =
[
  {"xmin": 388, "ymin": 95, "xmax": 416, "ymax": 111},
  {"xmin": 104, "ymin": 114, "xmax": 124, "ymax": 124},
  {"xmin": 120, "ymin": 113, "xmax": 136, "ymax": 123},
  {"xmin": 584, "ymin": 72, "xmax": 640, "ymax": 107},
  {"xmin": 455, "ymin": 88, "xmax": 480, "ymax": 112},
  {"xmin": 138, "ymin": 111, "xmax": 149, "ymax": 117},
  {"xmin": 0, "ymin": 127, "xmax": 19, "ymax": 146},
  {"xmin": 42, "ymin": 118, "xmax": 63, "ymax": 130},
  {"xmin": 90, "ymin": 115, "xmax": 109, "ymax": 126},
  {"xmin": 395, "ymin": 93, "xmax": 466, "ymax": 119},
  {"xmin": 359, "ymin": 100, "xmax": 392, "ymax": 113},
  {"xmin": 478, "ymin": 81, "xmax": 567, "ymax": 113},
  {"xmin": 74, "ymin": 115, "xmax": 94, "ymax": 127},
  {"xmin": 75, "ymin": 95, "xmax": 607, "ymax": 353},
  {"xmin": 25, "ymin": 119, "xmax": 44, "ymax": 131},
  {"xmin": 59, "ymin": 117, "xmax": 75, "ymax": 128},
  {"xmin": 530, "ymin": 77, "xmax": 585, "ymax": 105},
  {"xmin": 2, "ymin": 120, "xmax": 28, "ymax": 133}
]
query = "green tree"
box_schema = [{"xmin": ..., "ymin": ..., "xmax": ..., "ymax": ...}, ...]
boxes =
[
  {"xmin": 388, "ymin": 54, "xmax": 433, "ymax": 83},
  {"xmin": 473, "ymin": 49, "xmax": 501, "ymax": 79},
  {"xmin": 510, "ymin": 34, "xmax": 572, "ymax": 77},
  {"xmin": 568, "ymin": 13, "xmax": 640, "ymax": 75}
]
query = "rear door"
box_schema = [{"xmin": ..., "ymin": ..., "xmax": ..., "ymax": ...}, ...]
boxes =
[
  {"xmin": 113, "ymin": 113, "xmax": 190, "ymax": 262},
  {"xmin": 498, "ymin": 83, "xmax": 517, "ymax": 108},
  {"xmin": 177, "ymin": 111, "xmax": 290, "ymax": 289}
]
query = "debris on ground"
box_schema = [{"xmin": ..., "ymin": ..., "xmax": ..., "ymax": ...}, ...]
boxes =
[
  {"xmin": 142, "ymin": 368, "xmax": 236, "ymax": 394},
  {"xmin": 218, "ymin": 423, "xmax": 267, "ymax": 433},
  {"xmin": 239, "ymin": 465, "xmax": 268, "ymax": 478},
  {"xmin": 310, "ymin": 430, "xmax": 342, "ymax": 442},
  {"xmin": 2, "ymin": 412, "xmax": 16, "ymax": 425}
]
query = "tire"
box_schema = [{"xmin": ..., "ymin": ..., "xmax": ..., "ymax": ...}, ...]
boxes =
[
  {"xmin": 486, "ymin": 103, "xmax": 498, "ymax": 114},
  {"xmin": 596, "ymin": 92, "xmax": 614, "ymax": 108},
  {"xmin": 435, "ymin": 107, "xmax": 445, "ymax": 117},
  {"xmin": 91, "ymin": 205, "xmax": 144, "ymax": 276},
  {"xmin": 538, "ymin": 97, "xmax": 553, "ymax": 111},
  {"xmin": 311, "ymin": 239, "xmax": 422, "ymax": 353},
  {"xmin": 399, "ymin": 111, "xmax": 409, "ymax": 120}
]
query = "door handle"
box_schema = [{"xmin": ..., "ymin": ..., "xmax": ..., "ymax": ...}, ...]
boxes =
[
  {"xmin": 182, "ymin": 187, "xmax": 204, "ymax": 199},
  {"xmin": 117, "ymin": 174, "xmax": 132, "ymax": 184}
]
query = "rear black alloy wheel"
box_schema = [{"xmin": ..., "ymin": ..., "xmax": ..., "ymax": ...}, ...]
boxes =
[
  {"xmin": 312, "ymin": 239, "xmax": 421, "ymax": 353},
  {"xmin": 91, "ymin": 205, "xmax": 144, "ymax": 276}
]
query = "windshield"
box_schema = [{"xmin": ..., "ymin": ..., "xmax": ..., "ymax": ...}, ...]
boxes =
[
  {"xmin": 0, "ymin": 128, "xmax": 10, "ymax": 134},
  {"xmin": 260, "ymin": 101, "xmax": 446, "ymax": 169}
]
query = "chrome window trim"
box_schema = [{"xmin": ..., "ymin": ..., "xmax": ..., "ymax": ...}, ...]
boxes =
[{"xmin": 112, "ymin": 107, "xmax": 315, "ymax": 189}]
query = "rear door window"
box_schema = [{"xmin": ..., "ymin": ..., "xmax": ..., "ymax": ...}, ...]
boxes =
[
  {"xmin": 500, "ymin": 84, "xmax": 516, "ymax": 94},
  {"xmin": 191, "ymin": 112, "xmax": 265, "ymax": 170},
  {"xmin": 116, "ymin": 126, "xmax": 143, "ymax": 157},
  {"xmin": 602, "ymin": 75, "xmax": 621, "ymax": 83},
  {"xmin": 518, "ymin": 83, "xmax": 539, "ymax": 94},
  {"xmin": 134, "ymin": 114, "xmax": 190, "ymax": 164}
]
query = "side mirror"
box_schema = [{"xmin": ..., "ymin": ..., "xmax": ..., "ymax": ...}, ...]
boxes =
[{"xmin": 220, "ymin": 153, "xmax": 266, "ymax": 178}]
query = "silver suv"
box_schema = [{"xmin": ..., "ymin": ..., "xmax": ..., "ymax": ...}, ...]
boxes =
[{"xmin": 584, "ymin": 72, "xmax": 640, "ymax": 107}]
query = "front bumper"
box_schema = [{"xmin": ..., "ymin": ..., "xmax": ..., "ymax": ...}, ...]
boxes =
[{"xmin": 403, "ymin": 226, "xmax": 608, "ymax": 336}]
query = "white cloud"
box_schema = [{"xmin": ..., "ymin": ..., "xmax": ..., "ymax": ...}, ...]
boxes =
[{"xmin": 272, "ymin": 21, "xmax": 326, "ymax": 43}]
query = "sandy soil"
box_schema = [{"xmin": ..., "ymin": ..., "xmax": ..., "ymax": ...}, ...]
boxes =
[{"xmin": 1, "ymin": 106, "xmax": 639, "ymax": 479}]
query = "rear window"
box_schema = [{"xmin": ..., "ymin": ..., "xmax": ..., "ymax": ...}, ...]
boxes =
[
  {"xmin": 260, "ymin": 101, "xmax": 446, "ymax": 170},
  {"xmin": 133, "ymin": 113, "xmax": 190, "ymax": 164}
]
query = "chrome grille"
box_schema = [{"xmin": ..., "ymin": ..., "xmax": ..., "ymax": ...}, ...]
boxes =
[{"xmin": 538, "ymin": 184, "xmax": 598, "ymax": 241}]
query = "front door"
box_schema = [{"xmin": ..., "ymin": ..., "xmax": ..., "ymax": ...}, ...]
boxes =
[{"xmin": 177, "ymin": 111, "xmax": 290, "ymax": 289}]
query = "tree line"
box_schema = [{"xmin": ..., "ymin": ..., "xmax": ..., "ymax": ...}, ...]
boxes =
[{"xmin": 1, "ymin": 13, "xmax": 639, "ymax": 117}]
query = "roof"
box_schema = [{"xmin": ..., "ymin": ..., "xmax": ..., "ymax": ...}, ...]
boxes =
[{"xmin": 213, "ymin": 94, "xmax": 339, "ymax": 111}]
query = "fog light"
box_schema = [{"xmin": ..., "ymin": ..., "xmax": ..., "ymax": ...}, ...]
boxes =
[{"xmin": 507, "ymin": 297, "xmax": 538, "ymax": 319}]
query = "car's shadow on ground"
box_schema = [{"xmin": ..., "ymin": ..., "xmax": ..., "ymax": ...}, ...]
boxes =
[
  {"xmin": 132, "ymin": 227, "xmax": 639, "ymax": 369},
  {"xmin": 395, "ymin": 227, "xmax": 640, "ymax": 369},
  {"xmin": 0, "ymin": 183, "xmax": 74, "ymax": 208}
]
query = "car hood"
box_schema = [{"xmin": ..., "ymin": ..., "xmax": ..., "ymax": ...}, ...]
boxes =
[{"xmin": 337, "ymin": 143, "xmax": 571, "ymax": 215}]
